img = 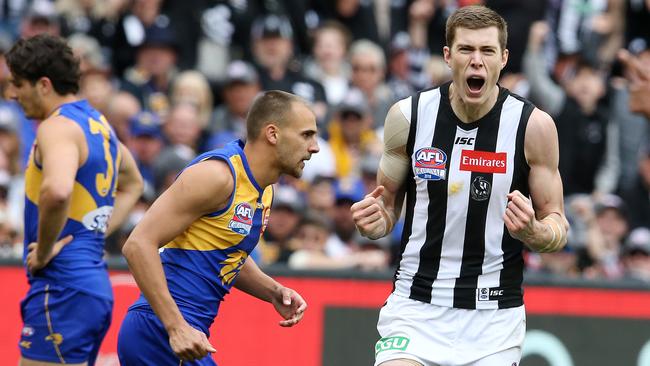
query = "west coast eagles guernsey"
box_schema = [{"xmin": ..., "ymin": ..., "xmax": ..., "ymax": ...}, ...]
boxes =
[
  {"xmin": 129, "ymin": 140, "xmax": 273, "ymax": 334},
  {"xmin": 23, "ymin": 100, "xmax": 121, "ymax": 301}
]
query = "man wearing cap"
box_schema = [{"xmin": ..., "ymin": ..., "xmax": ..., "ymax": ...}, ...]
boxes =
[
  {"xmin": 127, "ymin": 111, "xmax": 164, "ymax": 193},
  {"xmin": 251, "ymin": 14, "xmax": 328, "ymax": 121},
  {"xmin": 623, "ymin": 227, "xmax": 650, "ymax": 282},
  {"xmin": 208, "ymin": 61, "xmax": 261, "ymax": 146},
  {"xmin": 121, "ymin": 21, "xmax": 179, "ymax": 118}
]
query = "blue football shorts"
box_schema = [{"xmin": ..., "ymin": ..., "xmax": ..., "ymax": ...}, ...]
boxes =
[
  {"xmin": 118, "ymin": 309, "xmax": 217, "ymax": 366},
  {"xmin": 19, "ymin": 282, "xmax": 113, "ymax": 364}
]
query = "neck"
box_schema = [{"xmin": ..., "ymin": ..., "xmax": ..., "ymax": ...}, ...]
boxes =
[
  {"xmin": 449, "ymin": 83, "xmax": 499, "ymax": 123},
  {"xmin": 43, "ymin": 94, "xmax": 79, "ymax": 119},
  {"xmin": 243, "ymin": 140, "xmax": 280, "ymax": 188},
  {"xmin": 321, "ymin": 61, "xmax": 340, "ymax": 75}
]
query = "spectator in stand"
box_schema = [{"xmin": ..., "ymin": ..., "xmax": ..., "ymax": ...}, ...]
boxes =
[
  {"xmin": 288, "ymin": 210, "xmax": 386, "ymax": 270},
  {"xmin": 259, "ymin": 185, "xmax": 304, "ymax": 265},
  {"xmin": 524, "ymin": 21, "xmax": 613, "ymax": 196},
  {"xmin": 251, "ymin": 14, "xmax": 328, "ymax": 123},
  {"xmin": 105, "ymin": 91, "xmax": 141, "ymax": 142},
  {"xmin": 121, "ymin": 20, "xmax": 178, "ymax": 118},
  {"xmin": 162, "ymin": 102, "xmax": 203, "ymax": 154},
  {"xmin": 582, "ymin": 194, "xmax": 629, "ymax": 280},
  {"xmin": 208, "ymin": 60, "xmax": 261, "ymax": 146},
  {"xmin": 618, "ymin": 46, "xmax": 650, "ymax": 119},
  {"xmin": 349, "ymin": 39, "xmax": 395, "ymax": 129},
  {"xmin": 68, "ymin": 33, "xmax": 114, "ymax": 114},
  {"xmin": 127, "ymin": 111, "xmax": 164, "ymax": 198},
  {"xmin": 386, "ymin": 32, "xmax": 416, "ymax": 100},
  {"xmin": 610, "ymin": 44, "xmax": 650, "ymax": 229},
  {"xmin": 331, "ymin": 178, "xmax": 365, "ymax": 249},
  {"xmin": 170, "ymin": 71, "xmax": 213, "ymax": 131},
  {"xmin": 303, "ymin": 20, "xmax": 352, "ymax": 107},
  {"xmin": 328, "ymin": 88, "xmax": 382, "ymax": 180},
  {"xmin": 56, "ymin": 0, "xmax": 123, "ymax": 45},
  {"xmin": 20, "ymin": 0, "xmax": 61, "ymax": 39},
  {"xmin": 623, "ymin": 227, "xmax": 650, "ymax": 283},
  {"xmin": 306, "ymin": 175, "xmax": 337, "ymax": 221}
]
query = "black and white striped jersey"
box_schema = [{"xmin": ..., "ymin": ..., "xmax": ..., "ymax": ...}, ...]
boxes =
[{"xmin": 393, "ymin": 82, "xmax": 534, "ymax": 310}]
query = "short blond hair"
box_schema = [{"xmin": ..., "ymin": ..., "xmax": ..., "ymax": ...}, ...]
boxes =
[{"xmin": 246, "ymin": 90, "xmax": 309, "ymax": 141}]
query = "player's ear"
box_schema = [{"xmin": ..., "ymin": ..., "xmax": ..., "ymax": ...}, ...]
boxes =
[
  {"xmin": 501, "ymin": 48, "xmax": 509, "ymax": 69},
  {"xmin": 443, "ymin": 46, "xmax": 451, "ymax": 66},
  {"xmin": 36, "ymin": 77, "xmax": 52, "ymax": 96},
  {"xmin": 265, "ymin": 123, "xmax": 279, "ymax": 145}
]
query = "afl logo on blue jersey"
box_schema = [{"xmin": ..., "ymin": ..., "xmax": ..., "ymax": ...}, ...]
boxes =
[
  {"xmin": 413, "ymin": 147, "xmax": 447, "ymax": 180},
  {"xmin": 229, "ymin": 202, "xmax": 253, "ymax": 235}
]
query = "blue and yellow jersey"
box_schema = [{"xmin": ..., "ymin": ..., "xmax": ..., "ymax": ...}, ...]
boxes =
[
  {"xmin": 23, "ymin": 100, "xmax": 121, "ymax": 301},
  {"xmin": 130, "ymin": 140, "xmax": 273, "ymax": 333}
]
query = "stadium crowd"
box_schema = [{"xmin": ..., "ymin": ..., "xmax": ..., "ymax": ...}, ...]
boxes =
[{"xmin": 0, "ymin": 0, "xmax": 649, "ymax": 283}]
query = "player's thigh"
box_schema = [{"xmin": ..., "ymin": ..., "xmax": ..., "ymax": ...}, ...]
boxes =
[
  {"xmin": 379, "ymin": 359, "xmax": 427, "ymax": 366},
  {"xmin": 19, "ymin": 356, "xmax": 86, "ymax": 366},
  {"xmin": 468, "ymin": 346, "xmax": 521, "ymax": 366}
]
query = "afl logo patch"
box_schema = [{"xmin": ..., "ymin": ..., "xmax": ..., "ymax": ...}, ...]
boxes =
[
  {"xmin": 21, "ymin": 326, "xmax": 34, "ymax": 337},
  {"xmin": 413, "ymin": 147, "xmax": 447, "ymax": 180},
  {"xmin": 229, "ymin": 202, "xmax": 253, "ymax": 235}
]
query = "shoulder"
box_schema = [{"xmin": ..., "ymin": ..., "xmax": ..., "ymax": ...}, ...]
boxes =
[
  {"xmin": 173, "ymin": 159, "xmax": 235, "ymax": 212},
  {"xmin": 525, "ymin": 108, "xmax": 557, "ymax": 142},
  {"xmin": 37, "ymin": 115, "xmax": 84, "ymax": 142},
  {"xmin": 180, "ymin": 158, "xmax": 234, "ymax": 185},
  {"xmin": 524, "ymin": 108, "xmax": 559, "ymax": 164},
  {"xmin": 383, "ymin": 101, "xmax": 411, "ymax": 151}
]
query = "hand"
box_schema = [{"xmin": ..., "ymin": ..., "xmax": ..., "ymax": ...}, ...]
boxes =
[
  {"xmin": 351, "ymin": 186, "xmax": 390, "ymax": 240},
  {"xmin": 168, "ymin": 322, "xmax": 216, "ymax": 361},
  {"xmin": 618, "ymin": 49, "xmax": 650, "ymax": 116},
  {"xmin": 503, "ymin": 191, "xmax": 540, "ymax": 244},
  {"xmin": 271, "ymin": 286, "xmax": 307, "ymax": 327},
  {"xmin": 26, "ymin": 235, "xmax": 73, "ymax": 274},
  {"xmin": 528, "ymin": 21, "xmax": 550, "ymax": 52}
]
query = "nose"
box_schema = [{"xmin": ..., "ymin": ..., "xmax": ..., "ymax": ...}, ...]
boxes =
[
  {"xmin": 310, "ymin": 138, "xmax": 320, "ymax": 154},
  {"xmin": 470, "ymin": 51, "xmax": 483, "ymax": 68},
  {"xmin": 4, "ymin": 84, "xmax": 17, "ymax": 100}
]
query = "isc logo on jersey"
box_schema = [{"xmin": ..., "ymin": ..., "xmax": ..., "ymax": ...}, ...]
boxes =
[
  {"xmin": 414, "ymin": 147, "xmax": 447, "ymax": 180},
  {"xmin": 229, "ymin": 202, "xmax": 253, "ymax": 235}
]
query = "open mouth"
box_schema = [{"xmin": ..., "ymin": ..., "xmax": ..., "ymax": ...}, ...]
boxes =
[{"xmin": 466, "ymin": 76, "xmax": 485, "ymax": 93}]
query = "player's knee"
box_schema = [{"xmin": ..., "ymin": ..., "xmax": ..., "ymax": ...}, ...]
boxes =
[{"xmin": 379, "ymin": 359, "xmax": 424, "ymax": 366}]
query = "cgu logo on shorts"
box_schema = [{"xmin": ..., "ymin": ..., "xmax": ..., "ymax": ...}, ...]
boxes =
[
  {"xmin": 228, "ymin": 202, "xmax": 253, "ymax": 235},
  {"xmin": 375, "ymin": 336, "xmax": 410, "ymax": 355},
  {"xmin": 413, "ymin": 147, "xmax": 447, "ymax": 180}
]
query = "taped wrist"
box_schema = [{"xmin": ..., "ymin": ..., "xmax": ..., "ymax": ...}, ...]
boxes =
[{"xmin": 539, "ymin": 216, "xmax": 565, "ymax": 252}]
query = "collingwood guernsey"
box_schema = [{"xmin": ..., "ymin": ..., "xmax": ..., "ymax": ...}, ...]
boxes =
[{"xmin": 394, "ymin": 81, "xmax": 534, "ymax": 310}]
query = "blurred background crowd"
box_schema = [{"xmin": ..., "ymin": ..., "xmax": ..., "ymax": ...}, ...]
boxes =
[{"xmin": 0, "ymin": 0, "xmax": 648, "ymax": 283}]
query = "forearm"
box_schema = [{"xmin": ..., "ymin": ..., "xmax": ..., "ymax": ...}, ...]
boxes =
[
  {"xmin": 234, "ymin": 258, "xmax": 280, "ymax": 303},
  {"xmin": 122, "ymin": 239, "xmax": 186, "ymax": 331},
  {"xmin": 524, "ymin": 213, "xmax": 568, "ymax": 253},
  {"xmin": 36, "ymin": 190, "xmax": 71, "ymax": 260},
  {"xmin": 522, "ymin": 49, "xmax": 565, "ymax": 116},
  {"xmin": 106, "ymin": 185, "xmax": 143, "ymax": 237}
]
